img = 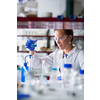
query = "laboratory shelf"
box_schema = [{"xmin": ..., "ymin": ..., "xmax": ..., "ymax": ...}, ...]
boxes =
[
  {"xmin": 74, "ymin": 36, "xmax": 84, "ymax": 38},
  {"xmin": 17, "ymin": 35, "xmax": 84, "ymax": 38},
  {"xmin": 17, "ymin": 51, "xmax": 53, "ymax": 53},
  {"xmin": 17, "ymin": 35, "xmax": 54, "ymax": 37},
  {"xmin": 17, "ymin": 17, "xmax": 84, "ymax": 22},
  {"xmin": 17, "ymin": 17, "xmax": 84, "ymax": 29}
]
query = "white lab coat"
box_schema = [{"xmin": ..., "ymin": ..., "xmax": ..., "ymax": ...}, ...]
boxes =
[{"xmin": 31, "ymin": 45, "xmax": 84, "ymax": 71}]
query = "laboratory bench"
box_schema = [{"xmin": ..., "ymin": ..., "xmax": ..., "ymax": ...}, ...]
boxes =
[
  {"xmin": 17, "ymin": 81, "xmax": 84, "ymax": 100},
  {"xmin": 17, "ymin": 72, "xmax": 84, "ymax": 100}
]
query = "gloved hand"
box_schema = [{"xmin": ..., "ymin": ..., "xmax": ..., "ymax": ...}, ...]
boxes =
[{"xmin": 25, "ymin": 39, "xmax": 37, "ymax": 51}]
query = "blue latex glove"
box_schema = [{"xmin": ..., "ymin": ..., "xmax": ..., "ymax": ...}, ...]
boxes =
[{"xmin": 25, "ymin": 39, "xmax": 37, "ymax": 51}]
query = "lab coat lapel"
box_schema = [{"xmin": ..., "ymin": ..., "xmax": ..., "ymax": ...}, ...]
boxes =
[
  {"xmin": 56, "ymin": 50, "xmax": 63, "ymax": 66},
  {"xmin": 67, "ymin": 46, "xmax": 77, "ymax": 57}
]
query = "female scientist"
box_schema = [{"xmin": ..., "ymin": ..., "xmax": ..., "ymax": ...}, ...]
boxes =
[{"xmin": 25, "ymin": 30, "xmax": 84, "ymax": 72}]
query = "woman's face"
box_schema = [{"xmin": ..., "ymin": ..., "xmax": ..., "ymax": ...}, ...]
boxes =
[{"xmin": 54, "ymin": 30, "xmax": 71, "ymax": 50}]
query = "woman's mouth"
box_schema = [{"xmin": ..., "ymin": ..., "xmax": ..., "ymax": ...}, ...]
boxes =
[{"xmin": 58, "ymin": 44, "xmax": 62, "ymax": 47}]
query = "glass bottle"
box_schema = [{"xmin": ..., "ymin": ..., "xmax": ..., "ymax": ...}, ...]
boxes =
[
  {"xmin": 24, "ymin": 0, "xmax": 38, "ymax": 17},
  {"xmin": 50, "ymin": 67, "xmax": 58, "ymax": 86},
  {"xmin": 77, "ymin": 69, "xmax": 84, "ymax": 89},
  {"xmin": 17, "ymin": 0, "xmax": 26, "ymax": 17},
  {"xmin": 63, "ymin": 64, "xmax": 73, "ymax": 82}
]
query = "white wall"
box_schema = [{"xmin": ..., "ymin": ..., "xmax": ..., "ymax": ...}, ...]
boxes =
[
  {"xmin": 37, "ymin": 0, "xmax": 84, "ymax": 17},
  {"xmin": 37, "ymin": 0, "xmax": 66, "ymax": 17}
]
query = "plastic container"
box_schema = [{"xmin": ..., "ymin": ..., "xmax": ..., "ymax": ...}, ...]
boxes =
[
  {"xmin": 50, "ymin": 67, "xmax": 57, "ymax": 82},
  {"xmin": 63, "ymin": 54, "xmax": 73, "ymax": 82},
  {"xmin": 17, "ymin": 67, "xmax": 21, "ymax": 82},
  {"xmin": 21, "ymin": 63, "xmax": 29, "ymax": 83},
  {"xmin": 40, "ymin": 75, "xmax": 47, "ymax": 85},
  {"xmin": 34, "ymin": 75, "xmax": 47, "ymax": 94},
  {"xmin": 79, "ymin": 69, "xmax": 84, "ymax": 82},
  {"xmin": 24, "ymin": 0, "xmax": 38, "ymax": 17},
  {"xmin": 70, "ymin": 69, "xmax": 84, "ymax": 89},
  {"xmin": 17, "ymin": 0, "xmax": 26, "ymax": 17},
  {"xmin": 75, "ymin": 69, "xmax": 84, "ymax": 89},
  {"xmin": 42, "ymin": 12, "xmax": 52, "ymax": 17},
  {"xmin": 77, "ymin": 69, "xmax": 84, "ymax": 89},
  {"xmin": 63, "ymin": 64, "xmax": 73, "ymax": 82}
]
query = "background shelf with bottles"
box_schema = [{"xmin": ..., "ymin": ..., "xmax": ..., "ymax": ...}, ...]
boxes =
[
  {"xmin": 17, "ymin": 17, "xmax": 84, "ymax": 29},
  {"xmin": 17, "ymin": 29, "xmax": 84, "ymax": 52}
]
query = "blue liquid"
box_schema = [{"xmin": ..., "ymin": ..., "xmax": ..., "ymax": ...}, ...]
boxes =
[{"xmin": 31, "ymin": 44, "xmax": 37, "ymax": 47}]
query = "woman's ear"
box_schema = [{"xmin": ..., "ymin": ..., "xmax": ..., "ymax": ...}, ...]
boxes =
[{"xmin": 68, "ymin": 35, "xmax": 72, "ymax": 41}]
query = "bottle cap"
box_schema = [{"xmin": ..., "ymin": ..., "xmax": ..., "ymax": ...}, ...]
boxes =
[
  {"xmin": 19, "ymin": 0, "xmax": 23, "ymax": 2},
  {"xmin": 43, "ymin": 75, "xmax": 46, "ymax": 78},
  {"xmin": 51, "ymin": 67, "xmax": 57, "ymax": 70},
  {"xmin": 64, "ymin": 64, "xmax": 72, "ymax": 68},
  {"xmin": 69, "ymin": 15, "xmax": 77, "ymax": 21},
  {"xmin": 17, "ymin": 67, "xmax": 20, "ymax": 70},
  {"xmin": 57, "ymin": 76, "xmax": 61, "ymax": 80},
  {"xmin": 57, "ymin": 15, "xmax": 64, "ymax": 21},
  {"xmin": 24, "ymin": 63, "xmax": 27, "ymax": 66},
  {"xmin": 79, "ymin": 69, "xmax": 84, "ymax": 74}
]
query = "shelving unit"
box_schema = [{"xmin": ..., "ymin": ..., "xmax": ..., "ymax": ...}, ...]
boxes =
[
  {"xmin": 17, "ymin": 17, "xmax": 84, "ymax": 29},
  {"xmin": 17, "ymin": 35, "xmax": 54, "ymax": 37},
  {"xmin": 17, "ymin": 17, "xmax": 84, "ymax": 22},
  {"xmin": 17, "ymin": 35, "xmax": 84, "ymax": 38},
  {"xmin": 17, "ymin": 17, "xmax": 84, "ymax": 54},
  {"xmin": 17, "ymin": 51, "xmax": 53, "ymax": 53}
]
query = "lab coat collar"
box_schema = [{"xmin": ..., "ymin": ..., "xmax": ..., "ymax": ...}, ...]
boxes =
[
  {"xmin": 67, "ymin": 44, "xmax": 78, "ymax": 57},
  {"xmin": 63, "ymin": 44, "xmax": 78, "ymax": 57},
  {"xmin": 57, "ymin": 44, "xmax": 78, "ymax": 58}
]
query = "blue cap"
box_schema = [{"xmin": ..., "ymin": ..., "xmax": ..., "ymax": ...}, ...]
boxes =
[
  {"xmin": 64, "ymin": 64, "xmax": 72, "ymax": 68},
  {"xmin": 69, "ymin": 15, "xmax": 77, "ymax": 21},
  {"xmin": 79, "ymin": 69, "xmax": 84, "ymax": 74},
  {"xmin": 17, "ymin": 67, "xmax": 20, "ymax": 70},
  {"xmin": 57, "ymin": 15, "xmax": 64, "ymax": 21},
  {"xmin": 24, "ymin": 63, "xmax": 27, "ymax": 66},
  {"xmin": 51, "ymin": 67, "xmax": 57, "ymax": 70},
  {"xmin": 43, "ymin": 75, "xmax": 46, "ymax": 78},
  {"xmin": 64, "ymin": 54, "xmax": 68, "ymax": 58},
  {"xmin": 57, "ymin": 76, "xmax": 61, "ymax": 80},
  {"xmin": 19, "ymin": 0, "xmax": 23, "ymax": 2}
]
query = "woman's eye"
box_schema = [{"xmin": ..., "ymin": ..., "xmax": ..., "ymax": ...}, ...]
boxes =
[{"xmin": 59, "ymin": 37, "xmax": 63, "ymax": 40}]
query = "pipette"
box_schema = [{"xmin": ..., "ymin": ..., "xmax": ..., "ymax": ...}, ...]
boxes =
[{"xmin": 42, "ymin": 60, "xmax": 45, "ymax": 77}]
